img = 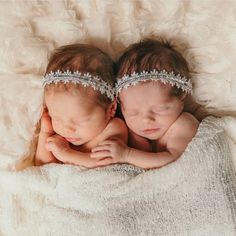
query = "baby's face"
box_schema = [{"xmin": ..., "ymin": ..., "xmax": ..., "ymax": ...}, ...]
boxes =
[
  {"xmin": 45, "ymin": 90, "xmax": 111, "ymax": 146},
  {"xmin": 119, "ymin": 81, "xmax": 185, "ymax": 140}
]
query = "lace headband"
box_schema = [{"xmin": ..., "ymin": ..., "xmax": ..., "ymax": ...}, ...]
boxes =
[
  {"xmin": 115, "ymin": 69, "xmax": 192, "ymax": 96},
  {"xmin": 42, "ymin": 70, "xmax": 115, "ymax": 101}
]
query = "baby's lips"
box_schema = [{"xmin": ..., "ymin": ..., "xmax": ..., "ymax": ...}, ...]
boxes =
[{"xmin": 65, "ymin": 137, "xmax": 81, "ymax": 142}]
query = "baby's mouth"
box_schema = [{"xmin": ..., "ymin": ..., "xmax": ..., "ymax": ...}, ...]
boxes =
[{"xmin": 142, "ymin": 128, "xmax": 160, "ymax": 135}]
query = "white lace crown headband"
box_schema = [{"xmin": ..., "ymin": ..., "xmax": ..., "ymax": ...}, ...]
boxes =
[
  {"xmin": 115, "ymin": 69, "xmax": 192, "ymax": 96},
  {"xmin": 42, "ymin": 70, "xmax": 115, "ymax": 101}
]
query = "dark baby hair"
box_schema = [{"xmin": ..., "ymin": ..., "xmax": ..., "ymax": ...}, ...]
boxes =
[
  {"xmin": 45, "ymin": 43, "xmax": 115, "ymax": 106},
  {"xmin": 116, "ymin": 39, "xmax": 190, "ymax": 97}
]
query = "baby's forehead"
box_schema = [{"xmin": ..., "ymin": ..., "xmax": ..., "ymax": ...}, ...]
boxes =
[
  {"xmin": 45, "ymin": 88, "xmax": 98, "ymax": 107},
  {"xmin": 46, "ymin": 99, "xmax": 93, "ymax": 119},
  {"xmin": 119, "ymin": 84, "xmax": 174, "ymax": 109},
  {"xmin": 121, "ymin": 97, "xmax": 170, "ymax": 111},
  {"xmin": 45, "ymin": 84, "xmax": 102, "ymax": 102},
  {"xmin": 44, "ymin": 83, "xmax": 96, "ymax": 94},
  {"xmin": 119, "ymin": 81, "xmax": 172, "ymax": 99}
]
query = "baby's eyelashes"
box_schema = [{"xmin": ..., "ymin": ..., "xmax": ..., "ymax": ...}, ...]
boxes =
[
  {"xmin": 127, "ymin": 114, "xmax": 138, "ymax": 117},
  {"xmin": 125, "ymin": 111, "xmax": 139, "ymax": 116},
  {"xmin": 76, "ymin": 118, "xmax": 91, "ymax": 124}
]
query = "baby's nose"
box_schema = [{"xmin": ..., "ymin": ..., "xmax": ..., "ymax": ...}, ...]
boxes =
[
  {"xmin": 144, "ymin": 114, "xmax": 156, "ymax": 122},
  {"xmin": 65, "ymin": 125, "xmax": 76, "ymax": 133}
]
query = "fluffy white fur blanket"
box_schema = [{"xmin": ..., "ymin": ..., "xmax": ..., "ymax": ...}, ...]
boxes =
[
  {"xmin": 0, "ymin": 0, "xmax": 236, "ymax": 170},
  {"xmin": 0, "ymin": 117, "xmax": 235, "ymax": 235},
  {"xmin": 0, "ymin": 1, "xmax": 236, "ymax": 235}
]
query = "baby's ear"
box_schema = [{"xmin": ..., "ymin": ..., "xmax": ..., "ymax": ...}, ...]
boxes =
[{"xmin": 108, "ymin": 100, "xmax": 117, "ymax": 118}]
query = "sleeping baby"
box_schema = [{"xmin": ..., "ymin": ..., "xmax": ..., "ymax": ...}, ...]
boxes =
[{"xmin": 91, "ymin": 39, "xmax": 199, "ymax": 169}]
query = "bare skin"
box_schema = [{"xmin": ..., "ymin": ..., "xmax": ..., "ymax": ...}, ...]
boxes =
[
  {"xmin": 91, "ymin": 81, "xmax": 199, "ymax": 169},
  {"xmin": 35, "ymin": 89, "xmax": 128, "ymax": 168}
]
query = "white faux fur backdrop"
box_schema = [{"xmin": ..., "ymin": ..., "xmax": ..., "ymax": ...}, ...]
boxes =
[{"xmin": 0, "ymin": 0, "xmax": 236, "ymax": 170}]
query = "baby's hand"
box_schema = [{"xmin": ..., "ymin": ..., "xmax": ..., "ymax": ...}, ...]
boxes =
[
  {"xmin": 46, "ymin": 135, "xmax": 113, "ymax": 168},
  {"xmin": 90, "ymin": 138, "xmax": 130, "ymax": 166},
  {"xmin": 82, "ymin": 157, "xmax": 113, "ymax": 169},
  {"xmin": 46, "ymin": 134, "xmax": 71, "ymax": 163},
  {"xmin": 40, "ymin": 108, "xmax": 54, "ymax": 135}
]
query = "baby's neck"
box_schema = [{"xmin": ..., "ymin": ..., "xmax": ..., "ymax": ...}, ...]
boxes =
[{"xmin": 149, "ymin": 140, "xmax": 157, "ymax": 152}]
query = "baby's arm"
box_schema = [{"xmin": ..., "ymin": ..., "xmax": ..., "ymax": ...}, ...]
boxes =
[
  {"xmin": 46, "ymin": 134, "xmax": 102, "ymax": 168},
  {"xmin": 45, "ymin": 118, "xmax": 128, "ymax": 168},
  {"xmin": 46, "ymin": 134, "xmax": 117, "ymax": 168},
  {"xmin": 35, "ymin": 110, "xmax": 60, "ymax": 166},
  {"xmin": 92, "ymin": 141, "xmax": 174, "ymax": 169},
  {"xmin": 126, "ymin": 113, "xmax": 199, "ymax": 169},
  {"xmin": 91, "ymin": 113, "xmax": 199, "ymax": 169},
  {"xmin": 90, "ymin": 118, "xmax": 128, "ymax": 165}
]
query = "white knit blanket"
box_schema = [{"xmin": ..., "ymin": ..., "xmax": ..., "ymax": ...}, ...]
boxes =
[{"xmin": 0, "ymin": 116, "xmax": 235, "ymax": 236}]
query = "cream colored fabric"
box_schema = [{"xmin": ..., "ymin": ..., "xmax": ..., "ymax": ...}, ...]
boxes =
[
  {"xmin": 0, "ymin": 0, "xmax": 236, "ymax": 170},
  {"xmin": 0, "ymin": 117, "xmax": 235, "ymax": 235}
]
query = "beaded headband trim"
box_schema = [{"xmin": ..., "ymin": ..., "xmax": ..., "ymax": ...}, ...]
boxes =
[
  {"xmin": 43, "ymin": 70, "xmax": 115, "ymax": 101},
  {"xmin": 115, "ymin": 69, "xmax": 192, "ymax": 96}
]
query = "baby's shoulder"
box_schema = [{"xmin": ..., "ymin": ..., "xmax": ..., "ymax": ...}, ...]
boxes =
[
  {"xmin": 101, "ymin": 118, "xmax": 128, "ymax": 142},
  {"xmin": 178, "ymin": 112, "xmax": 199, "ymax": 124},
  {"xmin": 106, "ymin": 117, "xmax": 127, "ymax": 131},
  {"xmin": 165, "ymin": 113, "xmax": 200, "ymax": 156},
  {"xmin": 173, "ymin": 112, "xmax": 199, "ymax": 135}
]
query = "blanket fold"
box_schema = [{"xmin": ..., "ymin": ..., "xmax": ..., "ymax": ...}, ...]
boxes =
[{"xmin": 0, "ymin": 116, "xmax": 236, "ymax": 236}]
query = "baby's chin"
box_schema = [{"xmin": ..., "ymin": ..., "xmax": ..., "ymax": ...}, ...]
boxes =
[
  {"xmin": 69, "ymin": 140, "xmax": 83, "ymax": 146},
  {"xmin": 64, "ymin": 137, "xmax": 83, "ymax": 146},
  {"xmin": 139, "ymin": 132, "xmax": 163, "ymax": 140},
  {"xmin": 143, "ymin": 135, "xmax": 160, "ymax": 140}
]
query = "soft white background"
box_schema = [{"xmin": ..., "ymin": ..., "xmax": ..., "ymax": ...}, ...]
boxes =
[{"xmin": 0, "ymin": 0, "xmax": 236, "ymax": 170}]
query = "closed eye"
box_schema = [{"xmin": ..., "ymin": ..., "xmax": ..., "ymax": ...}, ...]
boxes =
[
  {"xmin": 73, "ymin": 117, "xmax": 91, "ymax": 125},
  {"xmin": 126, "ymin": 112, "xmax": 139, "ymax": 116},
  {"xmin": 153, "ymin": 110, "xmax": 165, "ymax": 114},
  {"xmin": 153, "ymin": 107, "xmax": 169, "ymax": 113}
]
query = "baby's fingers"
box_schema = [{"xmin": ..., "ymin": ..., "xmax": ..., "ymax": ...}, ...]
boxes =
[
  {"xmin": 97, "ymin": 158, "xmax": 113, "ymax": 166},
  {"xmin": 91, "ymin": 145, "xmax": 110, "ymax": 153},
  {"xmin": 90, "ymin": 150, "xmax": 111, "ymax": 159}
]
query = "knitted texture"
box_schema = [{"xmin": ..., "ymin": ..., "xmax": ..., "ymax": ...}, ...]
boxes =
[{"xmin": 0, "ymin": 117, "xmax": 235, "ymax": 235}]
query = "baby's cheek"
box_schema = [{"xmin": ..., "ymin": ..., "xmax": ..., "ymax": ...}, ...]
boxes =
[
  {"xmin": 51, "ymin": 124, "xmax": 62, "ymax": 135},
  {"xmin": 51, "ymin": 120, "xmax": 56, "ymax": 128},
  {"xmin": 126, "ymin": 118, "xmax": 138, "ymax": 130},
  {"xmin": 51, "ymin": 123, "xmax": 57, "ymax": 132}
]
